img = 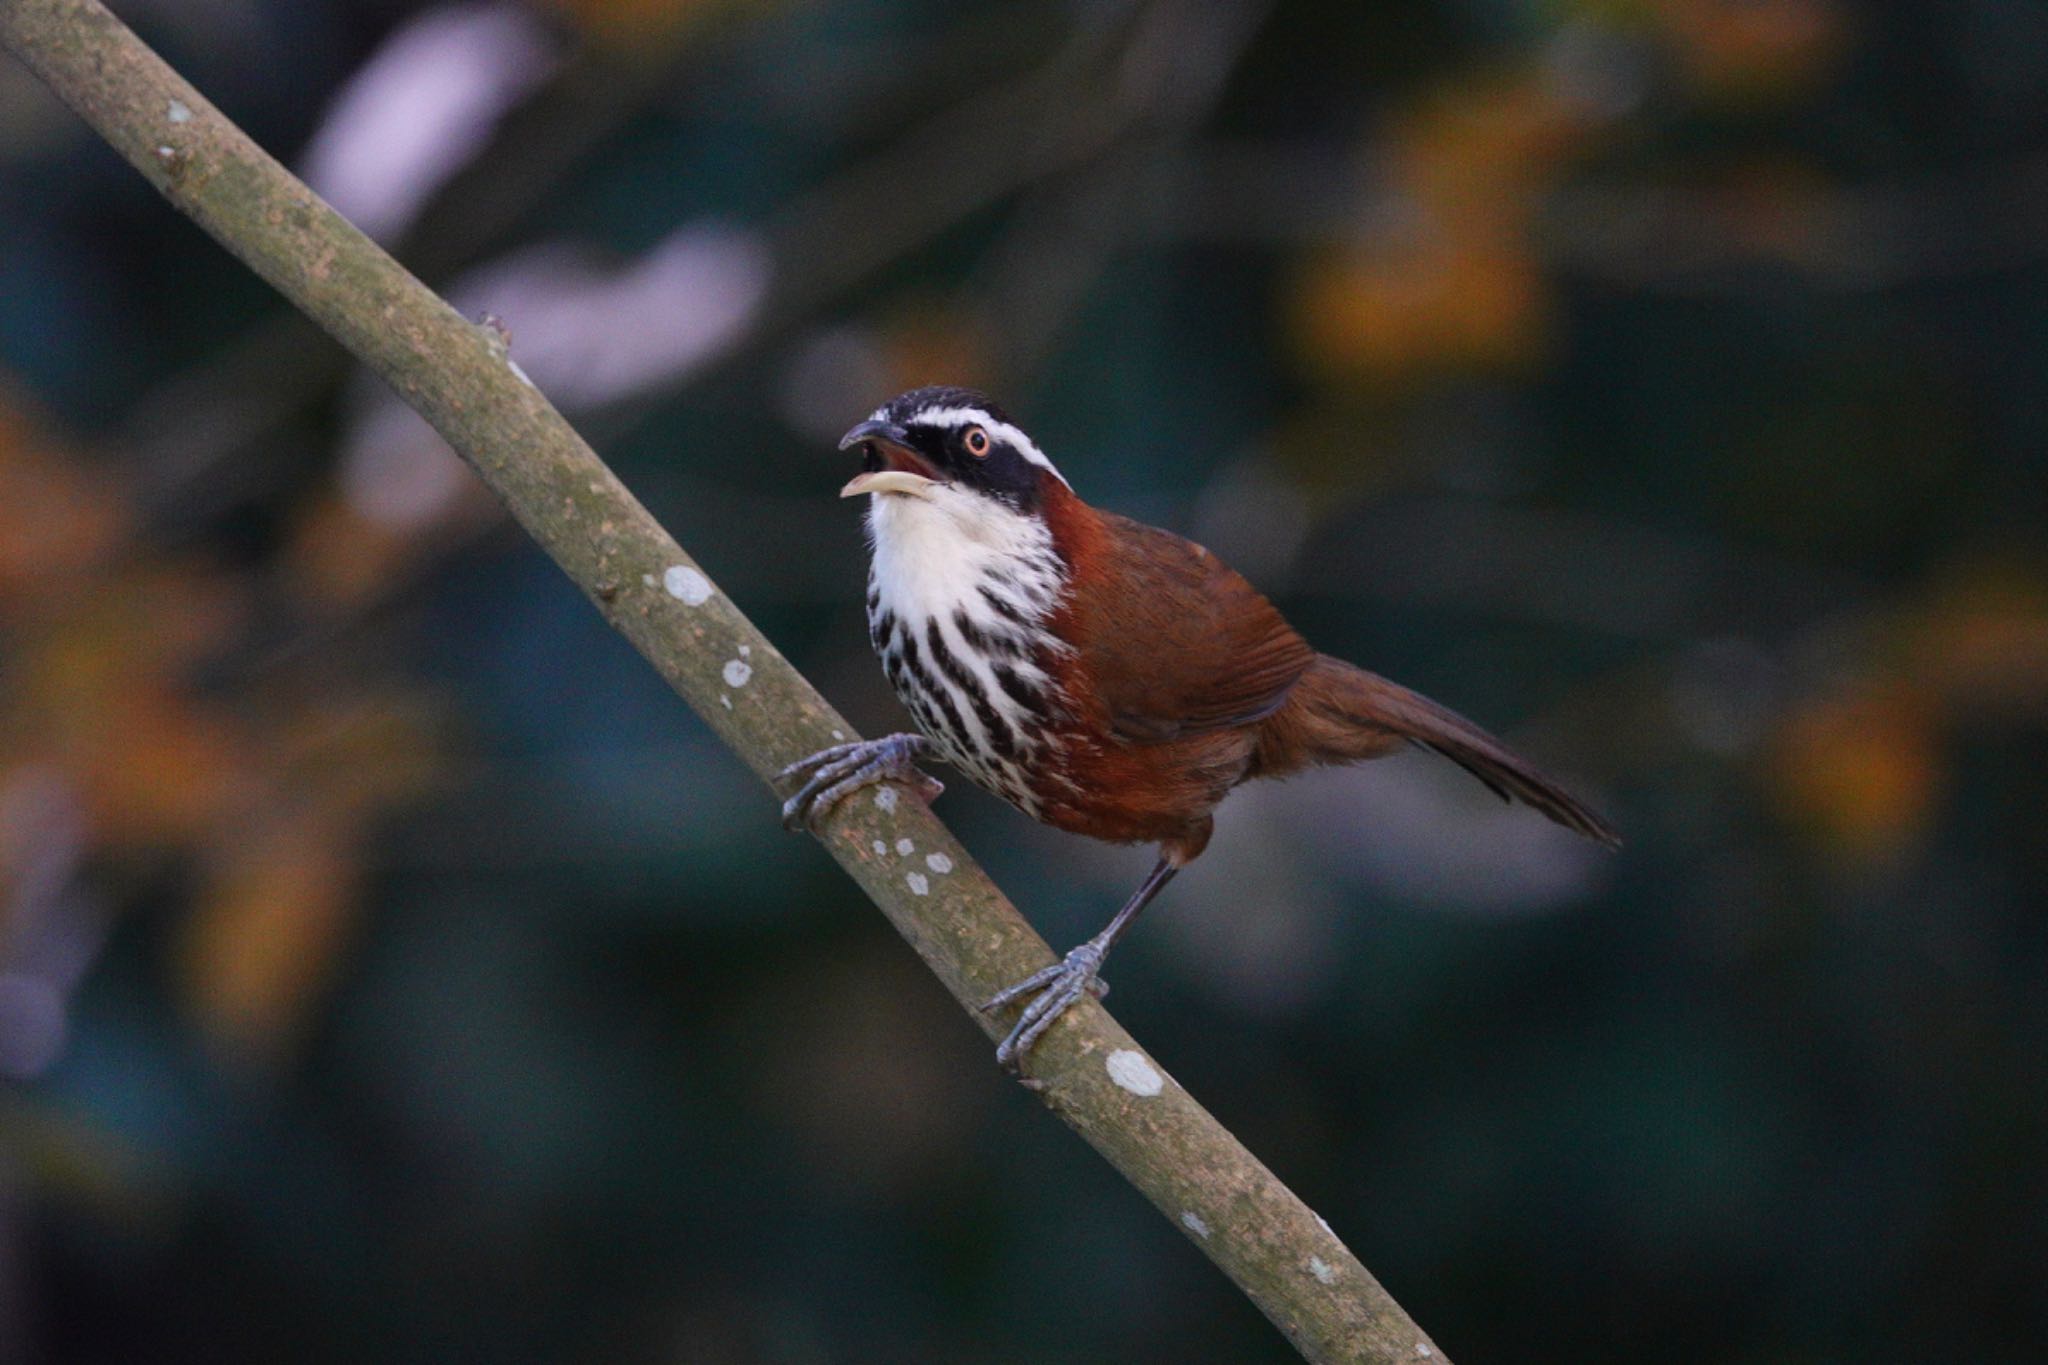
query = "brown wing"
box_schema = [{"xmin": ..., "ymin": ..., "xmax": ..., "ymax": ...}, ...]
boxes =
[{"xmin": 1068, "ymin": 512, "xmax": 1316, "ymax": 744}]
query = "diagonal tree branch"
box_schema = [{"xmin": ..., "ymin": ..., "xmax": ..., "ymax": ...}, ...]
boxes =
[{"xmin": 0, "ymin": 2, "xmax": 1448, "ymax": 1360}]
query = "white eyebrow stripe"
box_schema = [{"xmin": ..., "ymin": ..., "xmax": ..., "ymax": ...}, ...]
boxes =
[{"xmin": 906, "ymin": 405, "xmax": 1070, "ymax": 487}]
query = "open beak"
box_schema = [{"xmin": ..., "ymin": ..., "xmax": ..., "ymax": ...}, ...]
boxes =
[{"xmin": 839, "ymin": 419, "xmax": 944, "ymax": 499}]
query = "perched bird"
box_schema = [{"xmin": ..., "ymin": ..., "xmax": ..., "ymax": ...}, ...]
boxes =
[{"xmin": 780, "ymin": 386, "xmax": 1619, "ymax": 1069}]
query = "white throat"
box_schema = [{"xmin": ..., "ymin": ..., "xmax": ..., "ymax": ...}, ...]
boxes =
[
  {"xmin": 862, "ymin": 485, "xmax": 1071, "ymax": 814},
  {"xmin": 865, "ymin": 485, "xmax": 1060, "ymax": 626}
]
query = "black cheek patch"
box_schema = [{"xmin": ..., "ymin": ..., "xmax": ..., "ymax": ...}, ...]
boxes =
[{"xmin": 972, "ymin": 450, "xmax": 1043, "ymax": 511}]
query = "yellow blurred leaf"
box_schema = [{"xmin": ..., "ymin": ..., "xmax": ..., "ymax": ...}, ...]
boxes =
[
  {"xmin": 177, "ymin": 801, "xmax": 363, "ymax": 1065},
  {"xmin": 269, "ymin": 687, "xmax": 448, "ymax": 817}
]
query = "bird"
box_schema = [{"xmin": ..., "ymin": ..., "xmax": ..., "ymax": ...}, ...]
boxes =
[{"xmin": 779, "ymin": 386, "xmax": 1619, "ymax": 1071}]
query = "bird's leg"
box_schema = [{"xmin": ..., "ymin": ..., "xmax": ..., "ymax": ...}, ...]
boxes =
[
  {"xmin": 777, "ymin": 733, "xmax": 943, "ymax": 831},
  {"xmin": 983, "ymin": 857, "xmax": 1179, "ymax": 1072}
]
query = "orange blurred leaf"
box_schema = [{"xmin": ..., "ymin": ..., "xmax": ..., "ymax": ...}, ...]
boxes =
[
  {"xmin": 1904, "ymin": 560, "xmax": 2048, "ymax": 720},
  {"xmin": 877, "ymin": 300, "xmax": 995, "ymax": 397},
  {"xmin": 269, "ymin": 688, "xmax": 448, "ymax": 817},
  {"xmin": 177, "ymin": 801, "xmax": 363, "ymax": 1064},
  {"xmin": 540, "ymin": 0, "xmax": 751, "ymax": 51},
  {"xmin": 0, "ymin": 387, "xmax": 129, "ymax": 616},
  {"xmin": 285, "ymin": 490, "xmax": 425, "ymax": 613},
  {"xmin": 1769, "ymin": 686, "xmax": 1942, "ymax": 864},
  {"xmin": 1291, "ymin": 66, "xmax": 1603, "ymax": 385},
  {"xmin": 1392, "ymin": 69, "xmax": 1594, "ymax": 233},
  {"xmin": 1290, "ymin": 237, "xmax": 1551, "ymax": 384},
  {"xmin": 1655, "ymin": 0, "xmax": 1845, "ymax": 102},
  {"xmin": 11, "ymin": 564, "xmax": 256, "ymax": 846}
]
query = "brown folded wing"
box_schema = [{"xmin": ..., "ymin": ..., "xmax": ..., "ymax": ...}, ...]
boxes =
[{"xmin": 1066, "ymin": 512, "xmax": 1316, "ymax": 744}]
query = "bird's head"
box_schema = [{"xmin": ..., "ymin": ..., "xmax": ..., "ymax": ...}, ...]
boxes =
[{"xmin": 838, "ymin": 387, "xmax": 1069, "ymax": 513}]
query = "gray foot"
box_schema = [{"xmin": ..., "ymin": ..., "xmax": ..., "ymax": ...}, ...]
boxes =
[
  {"xmin": 983, "ymin": 941, "xmax": 1110, "ymax": 1071},
  {"xmin": 777, "ymin": 733, "xmax": 943, "ymax": 831}
]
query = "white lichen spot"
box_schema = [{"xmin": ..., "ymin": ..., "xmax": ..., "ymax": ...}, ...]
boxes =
[
  {"xmin": 1415, "ymin": 1345, "xmax": 1435, "ymax": 1358},
  {"xmin": 831, "ymin": 729, "xmax": 845, "ymax": 741},
  {"xmin": 507, "ymin": 356, "xmax": 538, "ymax": 389},
  {"xmin": 873, "ymin": 787, "xmax": 899, "ymax": 813},
  {"xmin": 872, "ymin": 840, "xmax": 887, "ymax": 856},
  {"xmin": 166, "ymin": 99, "xmax": 191, "ymax": 123},
  {"xmin": 1105, "ymin": 1050, "xmax": 1164, "ymax": 1097},
  {"xmin": 738, "ymin": 644, "xmax": 751, "ymax": 656},
  {"xmin": 1180, "ymin": 1211, "xmax": 1211, "ymax": 1240},
  {"xmin": 663, "ymin": 564, "xmax": 712, "ymax": 606},
  {"xmin": 895, "ymin": 838, "xmax": 914, "ymax": 856},
  {"xmin": 154, "ymin": 145, "xmax": 176, "ymax": 162},
  {"xmin": 720, "ymin": 694, "xmax": 732, "ymax": 709},
  {"xmin": 905, "ymin": 872, "xmax": 929, "ymax": 896},
  {"xmin": 1307, "ymin": 1256, "xmax": 1336, "ymax": 1285},
  {"xmin": 641, "ymin": 573, "xmax": 655, "ymax": 588},
  {"xmin": 722, "ymin": 659, "xmax": 752, "ymax": 688},
  {"xmin": 925, "ymin": 852, "xmax": 953, "ymax": 874},
  {"xmin": 1315, "ymin": 1215, "xmax": 1334, "ymax": 1238}
]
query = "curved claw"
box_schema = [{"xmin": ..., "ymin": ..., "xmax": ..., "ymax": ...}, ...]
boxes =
[
  {"xmin": 984, "ymin": 943, "xmax": 1109, "ymax": 1072},
  {"xmin": 776, "ymin": 733, "xmax": 940, "ymax": 832}
]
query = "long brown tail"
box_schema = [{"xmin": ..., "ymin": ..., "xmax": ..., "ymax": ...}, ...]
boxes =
[{"xmin": 1258, "ymin": 655, "xmax": 1621, "ymax": 848}]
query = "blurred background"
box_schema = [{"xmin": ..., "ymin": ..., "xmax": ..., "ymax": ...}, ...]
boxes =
[{"xmin": 3, "ymin": 0, "xmax": 2046, "ymax": 1360}]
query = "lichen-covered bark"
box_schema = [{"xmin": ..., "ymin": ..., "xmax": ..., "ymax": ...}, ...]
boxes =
[{"xmin": 0, "ymin": 2, "xmax": 1447, "ymax": 1359}]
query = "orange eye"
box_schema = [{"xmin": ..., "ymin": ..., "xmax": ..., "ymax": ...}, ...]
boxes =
[{"xmin": 963, "ymin": 426, "xmax": 990, "ymax": 458}]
